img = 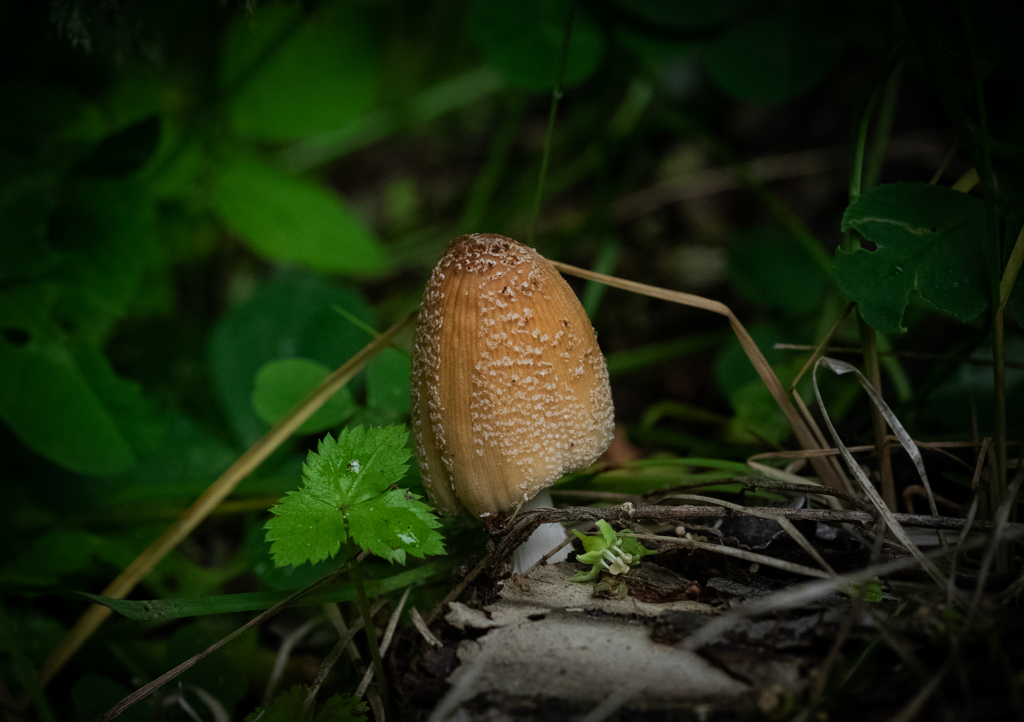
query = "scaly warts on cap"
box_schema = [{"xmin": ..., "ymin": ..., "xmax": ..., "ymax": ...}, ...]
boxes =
[{"xmin": 411, "ymin": 233, "xmax": 615, "ymax": 571}]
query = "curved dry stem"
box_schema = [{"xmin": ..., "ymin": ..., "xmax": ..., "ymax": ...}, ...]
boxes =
[{"xmin": 548, "ymin": 261, "xmax": 844, "ymax": 493}]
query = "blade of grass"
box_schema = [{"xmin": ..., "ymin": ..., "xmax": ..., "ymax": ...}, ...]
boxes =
[
  {"xmin": 97, "ymin": 563, "xmax": 367, "ymax": 722},
  {"xmin": 528, "ymin": 0, "xmax": 575, "ymax": 244},
  {"xmin": 660, "ymin": 493, "xmax": 837, "ymax": 576},
  {"xmin": 812, "ymin": 357, "xmax": 948, "ymax": 585},
  {"xmin": 999, "ymin": 222, "xmax": 1024, "ymax": 312},
  {"xmin": 605, "ymin": 329, "xmax": 730, "ymax": 377},
  {"xmin": 581, "ymin": 237, "xmax": 620, "ymax": 318},
  {"xmin": 37, "ymin": 312, "xmax": 416, "ymax": 688},
  {"xmin": 548, "ymin": 261, "xmax": 844, "ymax": 492}
]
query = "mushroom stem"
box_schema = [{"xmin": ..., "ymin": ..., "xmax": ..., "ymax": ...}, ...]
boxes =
[{"xmin": 511, "ymin": 488, "xmax": 571, "ymax": 574}]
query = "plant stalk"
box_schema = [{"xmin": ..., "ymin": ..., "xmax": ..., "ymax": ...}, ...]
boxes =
[
  {"xmin": 961, "ymin": 2, "xmax": 1007, "ymax": 519},
  {"xmin": 529, "ymin": 0, "xmax": 576, "ymax": 244},
  {"xmin": 849, "ymin": 52, "xmax": 903, "ymax": 512},
  {"xmin": 859, "ymin": 318, "xmax": 897, "ymax": 510},
  {"xmin": 350, "ymin": 550, "xmax": 389, "ymax": 715}
]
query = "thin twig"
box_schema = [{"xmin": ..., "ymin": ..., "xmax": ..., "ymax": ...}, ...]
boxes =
[
  {"xmin": 409, "ymin": 608, "xmax": 443, "ymax": 648},
  {"xmin": 356, "ymin": 587, "xmax": 412, "ymax": 698}
]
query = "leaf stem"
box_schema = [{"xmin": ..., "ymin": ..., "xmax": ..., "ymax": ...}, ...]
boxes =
[
  {"xmin": 849, "ymin": 48, "xmax": 905, "ymax": 512},
  {"xmin": 350, "ymin": 550, "xmax": 389, "ymax": 715},
  {"xmin": 961, "ymin": 1, "xmax": 1007, "ymax": 520},
  {"xmin": 529, "ymin": 0, "xmax": 576, "ymax": 245}
]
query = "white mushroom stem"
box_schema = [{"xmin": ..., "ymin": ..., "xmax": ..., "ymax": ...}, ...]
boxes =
[{"xmin": 511, "ymin": 488, "xmax": 571, "ymax": 574}]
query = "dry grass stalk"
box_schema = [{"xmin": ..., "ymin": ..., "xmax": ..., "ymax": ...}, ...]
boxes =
[{"xmin": 549, "ymin": 260, "xmax": 845, "ymax": 493}]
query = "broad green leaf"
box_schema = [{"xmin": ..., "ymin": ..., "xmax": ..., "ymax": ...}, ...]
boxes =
[
  {"xmin": 836, "ymin": 182, "xmax": 989, "ymax": 334},
  {"xmin": 212, "ymin": 155, "xmax": 386, "ymax": 274},
  {"xmin": 222, "ymin": 3, "xmax": 380, "ymax": 141},
  {"xmin": 703, "ymin": 8, "xmax": 846, "ymax": 104},
  {"xmin": 367, "ymin": 347, "xmax": 411, "ymax": 416},
  {"xmin": 728, "ymin": 228, "xmax": 828, "ymax": 315},
  {"xmin": 252, "ymin": 358, "xmax": 355, "ymax": 434},
  {"xmin": 208, "ymin": 275, "xmax": 374, "ymax": 446},
  {"xmin": 0, "ymin": 317, "xmax": 159, "ymax": 475},
  {"xmin": 467, "ymin": 0, "xmax": 604, "ymax": 92},
  {"xmin": 0, "ymin": 530, "xmax": 118, "ymax": 586}
]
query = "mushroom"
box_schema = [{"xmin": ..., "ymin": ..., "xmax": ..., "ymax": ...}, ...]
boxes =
[{"xmin": 411, "ymin": 233, "xmax": 615, "ymax": 572}]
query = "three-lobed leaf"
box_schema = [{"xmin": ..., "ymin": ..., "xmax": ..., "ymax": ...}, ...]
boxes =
[
  {"xmin": 835, "ymin": 182, "xmax": 989, "ymax": 334},
  {"xmin": 265, "ymin": 426, "xmax": 445, "ymax": 567}
]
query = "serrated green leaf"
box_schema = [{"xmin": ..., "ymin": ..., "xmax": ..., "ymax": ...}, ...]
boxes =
[
  {"xmin": 303, "ymin": 426, "xmax": 410, "ymax": 505},
  {"xmin": 265, "ymin": 426, "xmax": 443, "ymax": 567},
  {"xmin": 252, "ymin": 358, "xmax": 354, "ymax": 434},
  {"xmin": 245, "ymin": 686, "xmax": 368, "ymax": 722},
  {"xmin": 212, "ymin": 155, "xmax": 386, "ymax": 275},
  {"xmin": 244, "ymin": 685, "xmax": 304, "ymax": 722},
  {"xmin": 836, "ymin": 182, "xmax": 989, "ymax": 334},
  {"xmin": 347, "ymin": 489, "xmax": 445, "ymax": 564},
  {"xmin": 317, "ymin": 692, "xmax": 369, "ymax": 722},
  {"xmin": 265, "ymin": 485, "xmax": 348, "ymax": 568}
]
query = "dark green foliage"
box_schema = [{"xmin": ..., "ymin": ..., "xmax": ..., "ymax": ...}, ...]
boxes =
[
  {"xmin": 836, "ymin": 182, "xmax": 989, "ymax": 334},
  {"xmin": 244, "ymin": 685, "xmax": 368, "ymax": 722}
]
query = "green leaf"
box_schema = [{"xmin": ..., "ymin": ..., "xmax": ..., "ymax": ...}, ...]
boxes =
[
  {"xmin": 597, "ymin": 519, "xmax": 617, "ymax": 547},
  {"xmin": 212, "ymin": 155, "xmax": 386, "ymax": 275},
  {"xmin": 208, "ymin": 275, "xmax": 374, "ymax": 446},
  {"xmin": 466, "ymin": 0, "xmax": 604, "ymax": 92},
  {"xmin": 347, "ymin": 488, "xmax": 446, "ymax": 563},
  {"xmin": 252, "ymin": 358, "xmax": 355, "ymax": 434},
  {"xmin": 245, "ymin": 686, "xmax": 368, "ymax": 722},
  {"xmin": 572, "ymin": 528, "xmax": 605, "ymax": 554},
  {"xmin": 840, "ymin": 577, "xmax": 884, "ymax": 603},
  {"xmin": 48, "ymin": 179, "xmax": 158, "ymax": 335},
  {"xmin": 222, "ymin": 3, "xmax": 380, "ymax": 141},
  {"xmin": 367, "ymin": 347, "xmax": 411, "ymax": 417},
  {"xmin": 703, "ymin": 8, "xmax": 847, "ymax": 104},
  {"xmin": 264, "ymin": 484, "xmax": 349, "ymax": 568},
  {"xmin": 0, "ymin": 317, "xmax": 160, "ymax": 475},
  {"xmin": 728, "ymin": 228, "xmax": 828, "ymax": 315},
  {"xmin": 265, "ymin": 426, "xmax": 444, "ymax": 567},
  {"xmin": 836, "ymin": 182, "xmax": 989, "ymax": 334}
]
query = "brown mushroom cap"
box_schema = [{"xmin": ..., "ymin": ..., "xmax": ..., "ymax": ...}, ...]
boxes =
[{"xmin": 411, "ymin": 233, "xmax": 615, "ymax": 519}]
